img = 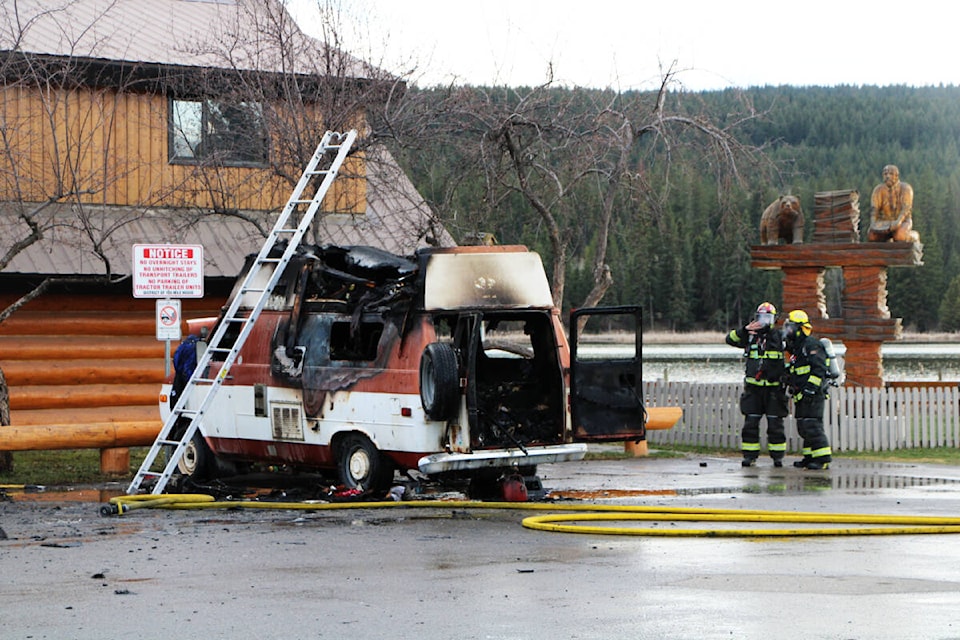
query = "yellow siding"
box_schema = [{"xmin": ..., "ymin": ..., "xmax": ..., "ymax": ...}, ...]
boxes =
[{"xmin": 0, "ymin": 86, "xmax": 366, "ymax": 213}]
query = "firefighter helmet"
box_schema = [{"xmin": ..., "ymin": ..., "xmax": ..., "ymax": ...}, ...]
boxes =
[
  {"xmin": 785, "ymin": 309, "xmax": 812, "ymax": 336},
  {"xmin": 755, "ymin": 302, "xmax": 777, "ymax": 327}
]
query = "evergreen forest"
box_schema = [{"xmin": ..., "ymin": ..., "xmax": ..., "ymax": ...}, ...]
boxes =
[{"xmin": 388, "ymin": 84, "xmax": 960, "ymax": 333}]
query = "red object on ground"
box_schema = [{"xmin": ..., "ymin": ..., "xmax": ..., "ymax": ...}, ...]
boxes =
[{"xmin": 500, "ymin": 475, "xmax": 528, "ymax": 502}]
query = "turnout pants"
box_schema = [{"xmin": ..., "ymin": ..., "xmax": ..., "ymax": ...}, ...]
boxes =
[
  {"xmin": 795, "ymin": 393, "xmax": 832, "ymax": 463},
  {"xmin": 739, "ymin": 385, "xmax": 788, "ymax": 461}
]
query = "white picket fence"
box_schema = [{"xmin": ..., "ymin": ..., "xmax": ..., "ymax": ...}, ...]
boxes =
[{"xmin": 644, "ymin": 381, "xmax": 960, "ymax": 452}]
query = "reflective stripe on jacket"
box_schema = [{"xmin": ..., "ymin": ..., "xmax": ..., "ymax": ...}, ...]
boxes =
[{"xmin": 726, "ymin": 326, "xmax": 785, "ymax": 386}]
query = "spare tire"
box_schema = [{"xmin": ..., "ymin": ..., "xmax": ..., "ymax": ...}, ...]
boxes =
[{"xmin": 419, "ymin": 342, "xmax": 460, "ymax": 421}]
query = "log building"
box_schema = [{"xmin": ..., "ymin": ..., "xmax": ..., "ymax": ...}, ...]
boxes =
[{"xmin": 0, "ymin": 0, "xmax": 453, "ymax": 471}]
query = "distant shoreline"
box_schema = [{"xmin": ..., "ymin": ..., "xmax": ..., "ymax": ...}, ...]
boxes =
[{"xmin": 640, "ymin": 331, "xmax": 960, "ymax": 344}]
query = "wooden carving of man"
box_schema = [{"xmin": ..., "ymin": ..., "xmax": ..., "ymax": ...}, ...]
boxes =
[{"xmin": 868, "ymin": 164, "xmax": 919, "ymax": 242}]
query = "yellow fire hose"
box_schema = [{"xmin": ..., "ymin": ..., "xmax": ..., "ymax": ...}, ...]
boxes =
[{"xmin": 102, "ymin": 494, "xmax": 960, "ymax": 537}]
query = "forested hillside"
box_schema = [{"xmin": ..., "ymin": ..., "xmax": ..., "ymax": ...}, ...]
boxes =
[{"xmin": 388, "ymin": 84, "xmax": 960, "ymax": 332}]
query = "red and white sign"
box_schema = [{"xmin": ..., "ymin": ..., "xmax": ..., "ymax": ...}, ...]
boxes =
[
  {"xmin": 156, "ymin": 299, "xmax": 182, "ymax": 341},
  {"xmin": 133, "ymin": 244, "xmax": 204, "ymax": 298}
]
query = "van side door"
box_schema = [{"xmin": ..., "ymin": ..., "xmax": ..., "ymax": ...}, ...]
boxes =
[{"xmin": 569, "ymin": 306, "xmax": 645, "ymax": 441}]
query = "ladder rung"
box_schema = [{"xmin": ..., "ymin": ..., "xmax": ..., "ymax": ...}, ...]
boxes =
[{"xmin": 155, "ymin": 439, "xmax": 182, "ymax": 447}]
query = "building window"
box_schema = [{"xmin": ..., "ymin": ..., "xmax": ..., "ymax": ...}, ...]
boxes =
[{"xmin": 169, "ymin": 98, "xmax": 268, "ymax": 166}]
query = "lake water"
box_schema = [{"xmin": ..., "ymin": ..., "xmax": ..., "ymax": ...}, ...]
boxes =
[{"xmin": 636, "ymin": 343, "xmax": 960, "ymax": 383}]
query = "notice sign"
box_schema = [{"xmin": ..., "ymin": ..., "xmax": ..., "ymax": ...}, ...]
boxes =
[
  {"xmin": 133, "ymin": 244, "xmax": 204, "ymax": 298},
  {"xmin": 156, "ymin": 299, "xmax": 182, "ymax": 341}
]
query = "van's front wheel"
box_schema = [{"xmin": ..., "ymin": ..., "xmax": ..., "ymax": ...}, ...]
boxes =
[{"xmin": 337, "ymin": 433, "xmax": 393, "ymax": 492}]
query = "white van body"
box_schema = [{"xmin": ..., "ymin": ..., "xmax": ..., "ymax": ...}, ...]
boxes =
[{"xmin": 161, "ymin": 244, "xmax": 648, "ymax": 492}]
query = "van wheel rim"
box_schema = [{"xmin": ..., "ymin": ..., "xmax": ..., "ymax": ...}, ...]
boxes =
[
  {"xmin": 179, "ymin": 441, "xmax": 198, "ymax": 475},
  {"xmin": 348, "ymin": 449, "xmax": 370, "ymax": 481}
]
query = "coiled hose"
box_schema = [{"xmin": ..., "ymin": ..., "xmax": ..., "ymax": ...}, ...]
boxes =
[{"xmin": 102, "ymin": 494, "xmax": 960, "ymax": 537}]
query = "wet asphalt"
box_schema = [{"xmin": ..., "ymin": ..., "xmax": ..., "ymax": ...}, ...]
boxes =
[{"xmin": 3, "ymin": 452, "xmax": 960, "ymax": 639}]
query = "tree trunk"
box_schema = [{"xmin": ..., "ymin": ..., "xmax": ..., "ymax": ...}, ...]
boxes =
[{"xmin": 0, "ymin": 366, "xmax": 12, "ymax": 472}]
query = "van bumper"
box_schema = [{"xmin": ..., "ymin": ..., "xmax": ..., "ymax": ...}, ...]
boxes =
[{"xmin": 417, "ymin": 443, "xmax": 588, "ymax": 474}]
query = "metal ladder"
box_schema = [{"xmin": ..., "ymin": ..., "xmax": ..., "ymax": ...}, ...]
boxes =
[{"xmin": 127, "ymin": 129, "xmax": 358, "ymax": 495}]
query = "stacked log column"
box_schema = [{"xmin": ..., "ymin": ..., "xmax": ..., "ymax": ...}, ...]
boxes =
[{"xmin": 751, "ymin": 189, "xmax": 922, "ymax": 388}]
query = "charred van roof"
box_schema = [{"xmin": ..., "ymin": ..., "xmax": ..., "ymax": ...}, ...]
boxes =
[
  {"xmin": 236, "ymin": 243, "xmax": 555, "ymax": 315},
  {"xmin": 318, "ymin": 245, "xmax": 418, "ymax": 280}
]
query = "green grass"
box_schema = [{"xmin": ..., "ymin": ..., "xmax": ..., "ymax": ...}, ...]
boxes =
[
  {"xmin": 3, "ymin": 445, "xmax": 960, "ymax": 488},
  {"xmin": 0, "ymin": 448, "xmax": 149, "ymax": 487}
]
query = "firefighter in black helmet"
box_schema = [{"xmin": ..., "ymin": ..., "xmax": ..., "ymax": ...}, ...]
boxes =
[
  {"xmin": 725, "ymin": 302, "xmax": 788, "ymax": 467},
  {"xmin": 783, "ymin": 310, "xmax": 833, "ymax": 470}
]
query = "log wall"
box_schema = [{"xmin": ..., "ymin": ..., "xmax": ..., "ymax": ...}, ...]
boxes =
[{"xmin": 0, "ymin": 292, "xmax": 224, "ymax": 472}]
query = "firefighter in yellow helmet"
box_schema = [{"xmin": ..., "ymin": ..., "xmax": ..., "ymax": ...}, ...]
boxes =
[
  {"xmin": 783, "ymin": 310, "xmax": 833, "ymax": 470},
  {"xmin": 725, "ymin": 302, "xmax": 788, "ymax": 467}
]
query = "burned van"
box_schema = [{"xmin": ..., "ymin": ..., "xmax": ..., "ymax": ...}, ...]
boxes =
[{"xmin": 161, "ymin": 244, "xmax": 657, "ymax": 494}]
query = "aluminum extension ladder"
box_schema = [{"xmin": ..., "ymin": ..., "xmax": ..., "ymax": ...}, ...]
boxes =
[{"xmin": 127, "ymin": 129, "xmax": 358, "ymax": 495}]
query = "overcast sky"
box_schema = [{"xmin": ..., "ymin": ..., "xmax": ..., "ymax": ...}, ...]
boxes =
[{"xmin": 286, "ymin": 0, "xmax": 959, "ymax": 91}]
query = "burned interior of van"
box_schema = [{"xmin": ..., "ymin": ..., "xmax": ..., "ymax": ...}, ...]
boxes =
[
  {"xmin": 419, "ymin": 248, "xmax": 568, "ymax": 449},
  {"xmin": 431, "ymin": 310, "xmax": 566, "ymax": 449}
]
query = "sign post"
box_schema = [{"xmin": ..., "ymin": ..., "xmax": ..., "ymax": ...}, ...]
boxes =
[
  {"xmin": 156, "ymin": 300, "xmax": 181, "ymax": 377},
  {"xmin": 132, "ymin": 244, "xmax": 204, "ymax": 377}
]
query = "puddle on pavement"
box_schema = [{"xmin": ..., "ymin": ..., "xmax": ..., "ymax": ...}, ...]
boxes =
[
  {"xmin": 553, "ymin": 469, "xmax": 960, "ymax": 499},
  {"xmin": 5, "ymin": 464, "xmax": 960, "ymax": 506},
  {"xmin": 737, "ymin": 469, "xmax": 960, "ymax": 492},
  {"xmin": 2, "ymin": 486, "xmax": 126, "ymax": 503},
  {"xmin": 549, "ymin": 489, "xmax": 679, "ymax": 500}
]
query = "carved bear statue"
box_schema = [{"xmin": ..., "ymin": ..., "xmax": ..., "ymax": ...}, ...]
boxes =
[{"xmin": 760, "ymin": 195, "xmax": 804, "ymax": 245}]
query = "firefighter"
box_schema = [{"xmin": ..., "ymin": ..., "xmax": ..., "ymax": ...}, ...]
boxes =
[
  {"xmin": 783, "ymin": 309, "xmax": 833, "ymax": 470},
  {"xmin": 726, "ymin": 302, "xmax": 788, "ymax": 467}
]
